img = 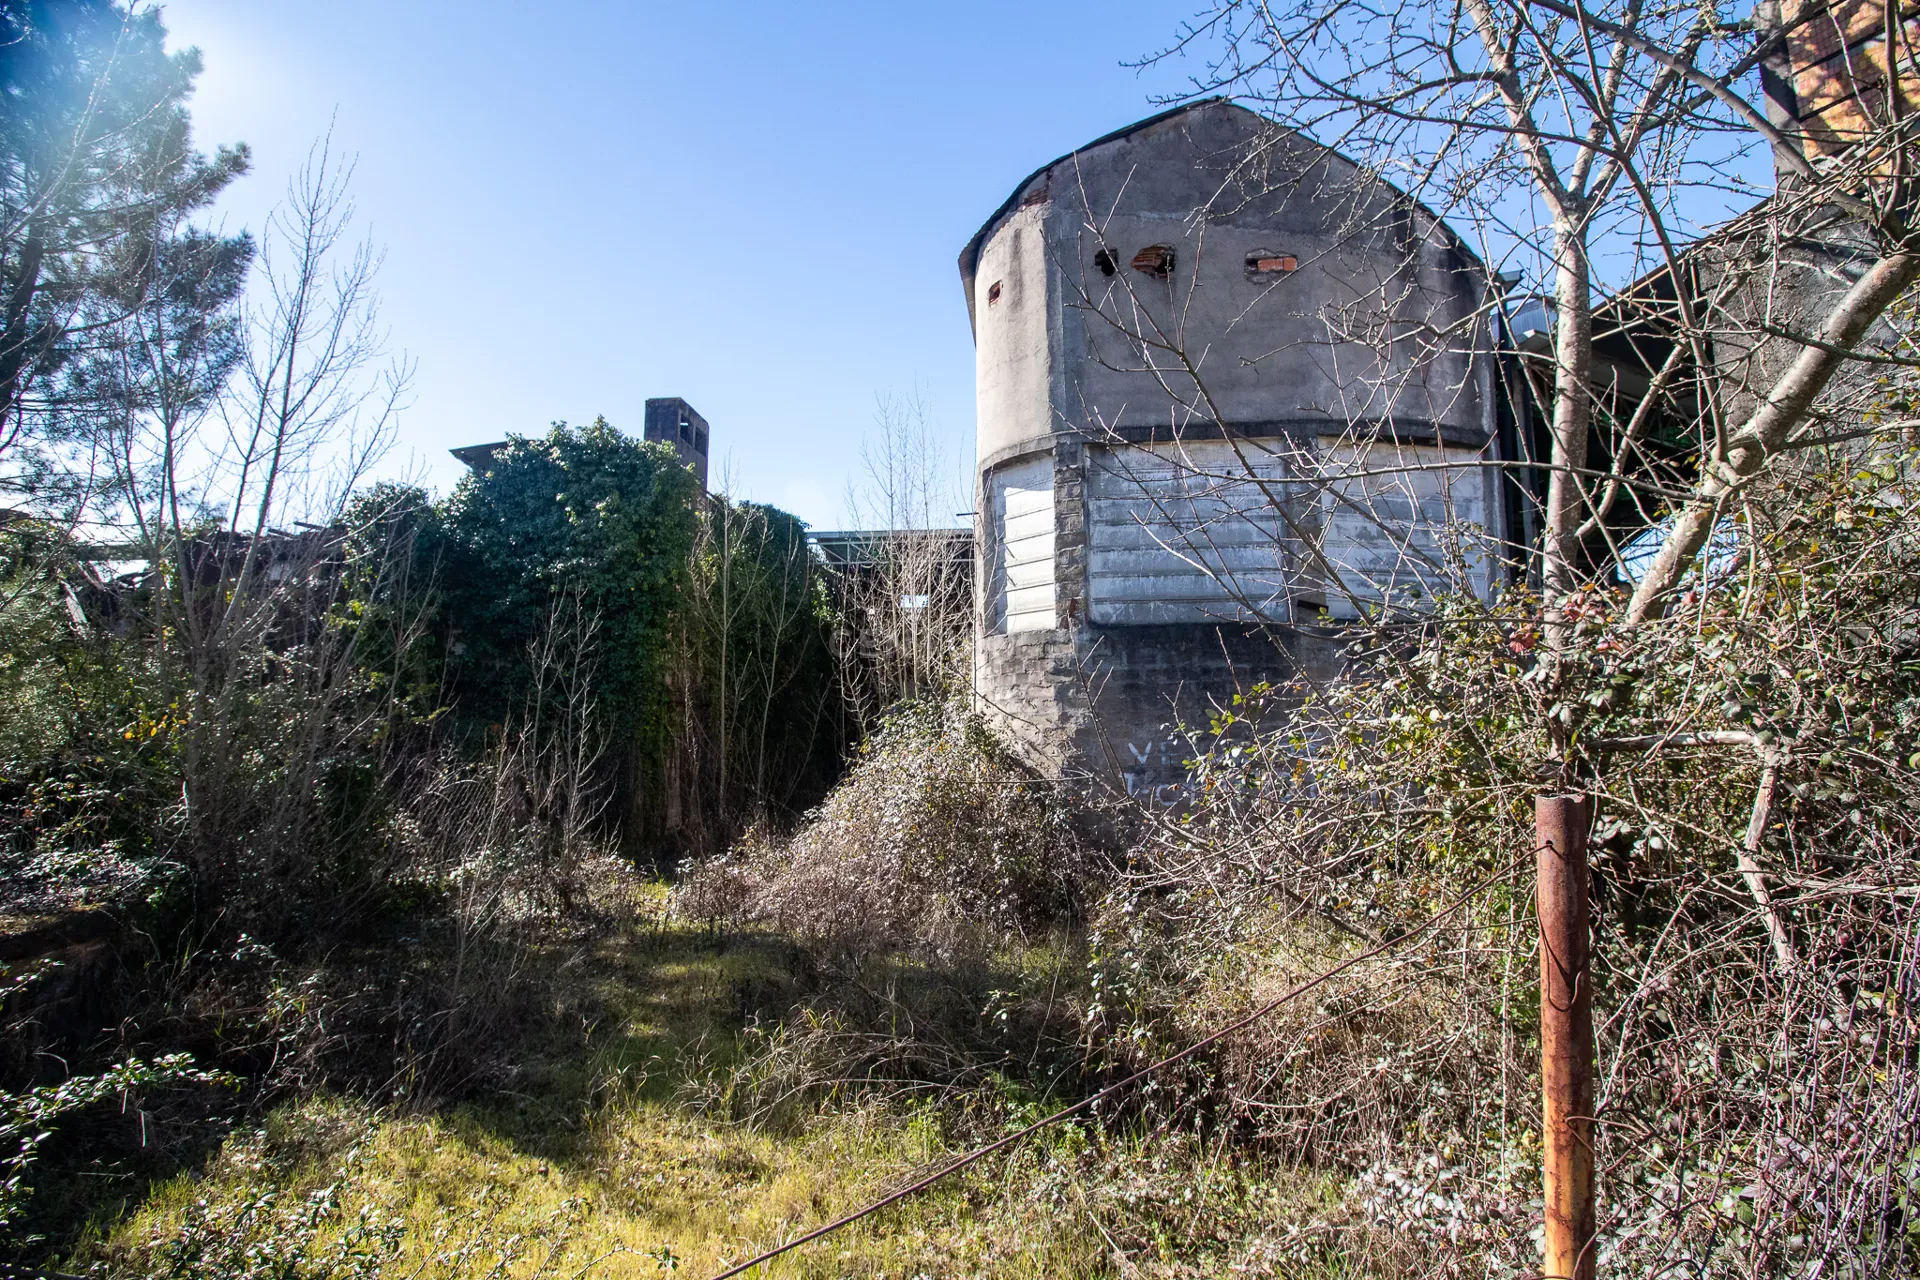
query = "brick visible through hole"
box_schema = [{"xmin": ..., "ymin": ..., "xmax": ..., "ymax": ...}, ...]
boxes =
[
  {"xmin": 1131, "ymin": 245, "xmax": 1174, "ymax": 278},
  {"xmin": 1247, "ymin": 252, "xmax": 1297, "ymax": 275}
]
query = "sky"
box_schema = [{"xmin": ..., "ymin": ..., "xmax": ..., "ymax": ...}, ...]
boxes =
[{"xmin": 154, "ymin": 1, "xmax": 1209, "ymax": 528}]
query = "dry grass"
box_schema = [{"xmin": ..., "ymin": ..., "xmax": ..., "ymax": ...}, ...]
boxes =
[
  {"xmin": 76, "ymin": 894, "xmax": 1392, "ymax": 1280},
  {"xmin": 676, "ymin": 701, "xmax": 1086, "ymax": 959}
]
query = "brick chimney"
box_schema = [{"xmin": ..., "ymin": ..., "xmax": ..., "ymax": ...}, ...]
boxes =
[{"xmin": 642, "ymin": 397, "xmax": 710, "ymax": 492}]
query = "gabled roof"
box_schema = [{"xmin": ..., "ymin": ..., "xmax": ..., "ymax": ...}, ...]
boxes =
[
  {"xmin": 956, "ymin": 99, "xmax": 1234, "ymax": 328},
  {"xmin": 955, "ymin": 98, "xmax": 1487, "ymax": 333}
]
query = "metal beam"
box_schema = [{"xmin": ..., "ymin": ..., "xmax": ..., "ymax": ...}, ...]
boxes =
[{"xmin": 1537, "ymin": 792, "xmax": 1596, "ymax": 1280}]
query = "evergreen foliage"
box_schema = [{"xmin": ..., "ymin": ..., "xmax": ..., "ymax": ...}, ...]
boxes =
[
  {"xmin": 0, "ymin": 0, "xmax": 252, "ymax": 510},
  {"xmin": 432, "ymin": 418, "xmax": 698, "ymax": 747}
]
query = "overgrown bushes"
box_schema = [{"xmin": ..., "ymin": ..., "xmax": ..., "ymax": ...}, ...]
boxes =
[
  {"xmin": 677, "ymin": 699, "xmax": 1086, "ymax": 956},
  {"xmin": 1074, "ymin": 442, "xmax": 1920, "ymax": 1275},
  {"xmin": 0, "ymin": 412, "xmax": 865, "ymax": 1261},
  {"xmin": 0, "ymin": 440, "xmax": 597, "ymax": 1253},
  {"xmin": 655, "ymin": 443, "xmax": 1919, "ymax": 1277}
]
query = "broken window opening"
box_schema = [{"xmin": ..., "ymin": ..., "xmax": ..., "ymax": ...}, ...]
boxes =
[
  {"xmin": 1093, "ymin": 248, "xmax": 1117, "ymax": 277},
  {"xmin": 694, "ymin": 428, "xmax": 708, "ymax": 454},
  {"xmin": 678, "ymin": 418, "xmax": 691, "ymax": 443},
  {"xmin": 1246, "ymin": 252, "xmax": 1297, "ymax": 278},
  {"xmin": 987, "ymin": 280, "xmax": 1003, "ymax": 306},
  {"xmin": 1131, "ymin": 245, "xmax": 1174, "ymax": 279}
]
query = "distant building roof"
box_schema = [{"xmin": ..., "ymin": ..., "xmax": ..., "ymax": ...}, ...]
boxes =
[
  {"xmin": 807, "ymin": 528, "xmax": 972, "ymax": 570},
  {"xmin": 450, "ymin": 440, "xmax": 509, "ymax": 470}
]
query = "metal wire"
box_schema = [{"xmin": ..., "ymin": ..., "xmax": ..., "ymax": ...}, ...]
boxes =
[{"xmin": 701, "ymin": 868, "xmax": 1509, "ymax": 1280}]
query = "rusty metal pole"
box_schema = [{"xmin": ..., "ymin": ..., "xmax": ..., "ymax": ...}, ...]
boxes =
[{"xmin": 1537, "ymin": 793, "xmax": 1595, "ymax": 1280}]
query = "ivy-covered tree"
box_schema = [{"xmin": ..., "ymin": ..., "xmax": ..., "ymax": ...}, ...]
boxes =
[
  {"xmin": 434, "ymin": 418, "xmax": 699, "ymax": 820},
  {"xmin": 338, "ymin": 423, "xmax": 849, "ymax": 849}
]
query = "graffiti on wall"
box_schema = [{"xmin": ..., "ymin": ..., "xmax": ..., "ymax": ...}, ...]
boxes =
[{"xmin": 1120, "ymin": 734, "xmax": 1196, "ymax": 806}]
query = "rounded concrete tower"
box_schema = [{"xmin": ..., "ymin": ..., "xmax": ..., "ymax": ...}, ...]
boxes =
[{"xmin": 959, "ymin": 100, "xmax": 1508, "ymax": 793}]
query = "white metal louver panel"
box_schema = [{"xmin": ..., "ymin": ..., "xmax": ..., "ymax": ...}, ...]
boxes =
[
  {"xmin": 1087, "ymin": 441, "xmax": 1296, "ymax": 625},
  {"xmin": 989, "ymin": 456, "xmax": 1056, "ymax": 633},
  {"xmin": 1312, "ymin": 441, "xmax": 1492, "ymax": 619}
]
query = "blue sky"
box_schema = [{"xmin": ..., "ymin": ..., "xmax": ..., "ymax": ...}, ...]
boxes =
[{"xmin": 156, "ymin": 1, "xmax": 1206, "ymax": 527}]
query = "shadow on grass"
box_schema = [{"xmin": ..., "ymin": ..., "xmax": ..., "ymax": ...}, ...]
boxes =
[
  {"xmin": 14, "ymin": 893, "xmax": 1097, "ymax": 1275},
  {"xmin": 447, "ymin": 908, "xmax": 1092, "ymax": 1172}
]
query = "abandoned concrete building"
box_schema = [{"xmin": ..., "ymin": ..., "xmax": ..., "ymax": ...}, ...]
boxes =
[
  {"xmin": 451, "ymin": 396, "xmax": 712, "ymax": 493},
  {"xmin": 961, "ymin": 0, "xmax": 1907, "ymax": 797},
  {"xmin": 961, "ymin": 99, "xmax": 1515, "ymax": 793},
  {"xmin": 641, "ymin": 397, "xmax": 711, "ymax": 491}
]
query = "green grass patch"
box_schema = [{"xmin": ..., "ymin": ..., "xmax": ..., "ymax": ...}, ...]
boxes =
[{"xmin": 73, "ymin": 891, "xmax": 1373, "ymax": 1279}]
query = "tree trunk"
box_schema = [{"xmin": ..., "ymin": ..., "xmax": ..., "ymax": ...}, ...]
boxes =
[
  {"xmin": 1544, "ymin": 220, "xmax": 1596, "ymax": 604},
  {"xmin": 1626, "ymin": 247, "xmax": 1920, "ymax": 622},
  {"xmin": 0, "ymin": 226, "xmax": 47, "ymax": 430}
]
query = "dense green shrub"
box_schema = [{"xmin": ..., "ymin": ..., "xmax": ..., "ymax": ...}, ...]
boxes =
[{"xmin": 433, "ymin": 419, "xmax": 698, "ymax": 748}]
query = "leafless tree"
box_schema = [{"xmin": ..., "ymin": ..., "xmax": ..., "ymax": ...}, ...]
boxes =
[
  {"xmin": 98, "ymin": 137, "xmax": 413, "ymax": 915},
  {"xmin": 1157, "ymin": 0, "xmax": 1920, "ymax": 624},
  {"xmin": 831, "ymin": 392, "xmax": 972, "ymax": 726},
  {"xmin": 1011, "ymin": 2, "xmax": 1920, "ymax": 1274}
]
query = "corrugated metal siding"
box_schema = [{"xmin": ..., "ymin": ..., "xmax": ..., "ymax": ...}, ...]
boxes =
[
  {"xmin": 1313, "ymin": 441, "xmax": 1492, "ymax": 618},
  {"xmin": 1087, "ymin": 442, "xmax": 1296, "ymax": 624},
  {"xmin": 988, "ymin": 456, "xmax": 1056, "ymax": 633}
]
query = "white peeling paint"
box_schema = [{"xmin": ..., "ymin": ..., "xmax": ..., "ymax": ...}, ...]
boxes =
[{"xmin": 988, "ymin": 455, "xmax": 1056, "ymax": 633}]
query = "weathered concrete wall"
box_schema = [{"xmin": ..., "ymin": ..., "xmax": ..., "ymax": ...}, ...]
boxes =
[
  {"xmin": 963, "ymin": 102, "xmax": 1492, "ymax": 454},
  {"xmin": 974, "ymin": 600, "xmax": 1344, "ymax": 795},
  {"xmin": 973, "ymin": 205, "xmax": 1059, "ymax": 463},
  {"xmin": 961, "ymin": 101, "xmax": 1502, "ymax": 787}
]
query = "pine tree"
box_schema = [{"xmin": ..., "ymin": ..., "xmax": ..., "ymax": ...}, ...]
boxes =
[{"xmin": 0, "ymin": 0, "xmax": 250, "ymax": 512}]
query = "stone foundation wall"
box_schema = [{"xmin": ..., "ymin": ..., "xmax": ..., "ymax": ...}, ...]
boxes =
[{"xmin": 974, "ymin": 621, "xmax": 1341, "ymax": 798}]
